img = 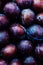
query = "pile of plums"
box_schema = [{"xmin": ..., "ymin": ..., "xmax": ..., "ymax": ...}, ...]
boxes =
[{"xmin": 0, "ymin": 0, "xmax": 43, "ymax": 65}]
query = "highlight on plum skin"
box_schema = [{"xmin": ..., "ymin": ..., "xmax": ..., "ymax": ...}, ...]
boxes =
[{"xmin": 36, "ymin": 13, "xmax": 43, "ymax": 24}]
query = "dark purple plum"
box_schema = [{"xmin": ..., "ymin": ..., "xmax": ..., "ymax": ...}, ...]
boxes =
[
  {"xmin": 18, "ymin": 40, "xmax": 33, "ymax": 55},
  {"xmin": 27, "ymin": 25, "xmax": 43, "ymax": 41},
  {"xmin": 24, "ymin": 56, "xmax": 36, "ymax": 65},
  {"xmin": 10, "ymin": 59, "xmax": 21, "ymax": 65},
  {"xmin": 3, "ymin": 2, "xmax": 20, "ymax": 18},
  {"xmin": 1, "ymin": 44, "xmax": 17, "ymax": 58},
  {"xmin": 35, "ymin": 44, "xmax": 43, "ymax": 59},
  {"xmin": 0, "ymin": 14, "xmax": 8, "ymax": 27},
  {"xmin": 0, "ymin": 31, "xmax": 9, "ymax": 46},
  {"xmin": 33, "ymin": 0, "xmax": 43, "ymax": 12},
  {"xmin": 10, "ymin": 24, "xmax": 26, "ymax": 39},
  {"xmin": 0, "ymin": 59, "xmax": 7, "ymax": 65},
  {"xmin": 21, "ymin": 9, "xmax": 35, "ymax": 26},
  {"xmin": 16, "ymin": 0, "xmax": 32, "ymax": 8}
]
